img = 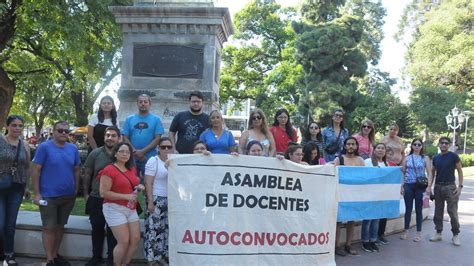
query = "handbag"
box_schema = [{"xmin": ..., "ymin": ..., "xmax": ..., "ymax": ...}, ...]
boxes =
[
  {"xmin": 412, "ymin": 155, "xmax": 428, "ymax": 189},
  {"xmin": 325, "ymin": 129, "xmax": 342, "ymax": 154},
  {"xmin": 112, "ymin": 165, "xmax": 143, "ymax": 215},
  {"xmin": 0, "ymin": 139, "xmax": 21, "ymax": 190}
]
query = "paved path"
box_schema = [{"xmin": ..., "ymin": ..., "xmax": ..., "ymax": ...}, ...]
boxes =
[
  {"xmin": 10, "ymin": 177, "xmax": 474, "ymax": 266},
  {"xmin": 336, "ymin": 176, "xmax": 474, "ymax": 266}
]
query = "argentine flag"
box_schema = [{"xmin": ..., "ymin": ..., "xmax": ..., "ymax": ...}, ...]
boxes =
[{"xmin": 337, "ymin": 166, "xmax": 402, "ymax": 222}]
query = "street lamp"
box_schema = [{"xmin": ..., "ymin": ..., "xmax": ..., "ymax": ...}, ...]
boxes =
[
  {"xmin": 445, "ymin": 106, "xmax": 465, "ymax": 151},
  {"xmin": 462, "ymin": 111, "xmax": 471, "ymax": 154}
]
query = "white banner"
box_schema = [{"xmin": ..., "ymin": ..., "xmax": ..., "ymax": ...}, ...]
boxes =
[{"xmin": 168, "ymin": 154, "xmax": 337, "ymax": 266}]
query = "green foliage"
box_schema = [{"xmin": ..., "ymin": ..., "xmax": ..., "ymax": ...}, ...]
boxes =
[
  {"xmin": 459, "ymin": 154, "xmax": 474, "ymax": 167},
  {"xmin": 220, "ymin": 0, "xmax": 301, "ymax": 116},
  {"xmin": 409, "ymin": 87, "xmax": 468, "ymax": 133},
  {"xmin": 424, "ymin": 145, "xmax": 438, "ymax": 159}
]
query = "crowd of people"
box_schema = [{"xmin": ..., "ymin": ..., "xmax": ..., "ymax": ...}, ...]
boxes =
[{"xmin": 0, "ymin": 90, "xmax": 465, "ymax": 266}]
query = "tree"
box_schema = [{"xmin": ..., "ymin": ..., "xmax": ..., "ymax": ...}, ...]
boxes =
[
  {"xmin": 1, "ymin": 1, "xmax": 129, "ymax": 127},
  {"xmin": 219, "ymin": 0, "xmax": 301, "ymax": 116}
]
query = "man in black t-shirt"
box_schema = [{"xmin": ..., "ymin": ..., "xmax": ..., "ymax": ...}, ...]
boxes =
[
  {"xmin": 169, "ymin": 91, "xmax": 209, "ymax": 154},
  {"xmin": 429, "ymin": 136, "xmax": 463, "ymax": 246}
]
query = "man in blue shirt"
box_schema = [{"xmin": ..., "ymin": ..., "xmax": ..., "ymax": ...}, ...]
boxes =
[
  {"xmin": 32, "ymin": 121, "xmax": 81, "ymax": 266},
  {"xmin": 429, "ymin": 136, "xmax": 463, "ymax": 246},
  {"xmin": 122, "ymin": 94, "xmax": 164, "ymax": 178}
]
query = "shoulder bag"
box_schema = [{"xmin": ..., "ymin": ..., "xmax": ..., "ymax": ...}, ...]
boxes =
[
  {"xmin": 412, "ymin": 155, "xmax": 428, "ymax": 189},
  {"xmin": 112, "ymin": 165, "xmax": 143, "ymax": 215},
  {"xmin": 325, "ymin": 129, "xmax": 342, "ymax": 154},
  {"xmin": 0, "ymin": 139, "xmax": 21, "ymax": 190}
]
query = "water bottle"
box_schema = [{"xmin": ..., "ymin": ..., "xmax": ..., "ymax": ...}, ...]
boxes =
[
  {"xmin": 33, "ymin": 199, "xmax": 48, "ymax": 206},
  {"xmin": 127, "ymin": 188, "xmax": 138, "ymax": 209}
]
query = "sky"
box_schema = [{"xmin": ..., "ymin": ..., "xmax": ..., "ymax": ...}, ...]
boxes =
[{"xmin": 100, "ymin": 0, "xmax": 412, "ymax": 110}]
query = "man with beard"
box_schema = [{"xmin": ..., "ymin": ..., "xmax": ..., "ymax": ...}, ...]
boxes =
[
  {"xmin": 169, "ymin": 90, "xmax": 210, "ymax": 154},
  {"xmin": 334, "ymin": 137, "xmax": 365, "ymax": 256},
  {"xmin": 122, "ymin": 94, "xmax": 164, "ymax": 178},
  {"xmin": 83, "ymin": 127, "xmax": 121, "ymax": 266},
  {"xmin": 429, "ymin": 136, "xmax": 463, "ymax": 246}
]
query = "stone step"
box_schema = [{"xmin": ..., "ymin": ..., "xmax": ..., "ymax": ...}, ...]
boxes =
[{"xmin": 14, "ymin": 203, "xmax": 430, "ymax": 260}]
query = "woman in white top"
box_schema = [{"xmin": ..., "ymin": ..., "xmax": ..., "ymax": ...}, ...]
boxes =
[
  {"xmin": 361, "ymin": 143, "xmax": 388, "ymax": 253},
  {"xmin": 87, "ymin": 96, "xmax": 119, "ymax": 150},
  {"xmin": 143, "ymin": 137, "xmax": 173, "ymax": 265}
]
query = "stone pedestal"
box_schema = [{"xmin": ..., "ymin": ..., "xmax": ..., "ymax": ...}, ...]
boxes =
[{"xmin": 110, "ymin": 0, "xmax": 233, "ymax": 130}]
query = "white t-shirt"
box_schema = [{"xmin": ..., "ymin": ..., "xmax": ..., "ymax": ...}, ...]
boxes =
[
  {"xmin": 88, "ymin": 113, "xmax": 119, "ymax": 128},
  {"xmin": 144, "ymin": 156, "xmax": 168, "ymax": 197},
  {"xmin": 364, "ymin": 158, "xmax": 387, "ymax": 167}
]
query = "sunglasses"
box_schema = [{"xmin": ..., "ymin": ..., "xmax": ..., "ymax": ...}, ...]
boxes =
[
  {"xmin": 334, "ymin": 114, "xmax": 343, "ymax": 118},
  {"xmin": 413, "ymin": 143, "xmax": 422, "ymax": 147},
  {"xmin": 440, "ymin": 142, "xmax": 450, "ymax": 145},
  {"xmin": 252, "ymin": 116, "xmax": 262, "ymax": 121},
  {"xmin": 310, "ymin": 126, "xmax": 319, "ymax": 129},
  {"xmin": 362, "ymin": 125, "xmax": 372, "ymax": 129},
  {"xmin": 160, "ymin": 145, "xmax": 173, "ymax": 150},
  {"xmin": 56, "ymin": 129, "xmax": 70, "ymax": 134}
]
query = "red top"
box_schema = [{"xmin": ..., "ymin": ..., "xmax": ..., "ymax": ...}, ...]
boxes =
[
  {"xmin": 98, "ymin": 164, "xmax": 139, "ymax": 208},
  {"xmin": 270, "ymin": 126, "xmax": 297, "ymax": 153}
]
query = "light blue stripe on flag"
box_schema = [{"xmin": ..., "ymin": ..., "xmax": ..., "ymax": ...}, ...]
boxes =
[
  {"xmin": 338, "ymin": 166, "xmax": 402, "ymax": 185},
  {"xmin": 337, "ymin": 200, "xmax": 400, "ymax": 221}
]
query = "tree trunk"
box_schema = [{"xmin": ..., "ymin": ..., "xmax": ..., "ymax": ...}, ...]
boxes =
[
  {"xmin": 0, "ymin": 68, "xmax": 15, "ymax": 126},
  {"xmin": 71, "ymin": 89, "xmax": 91, "ymax": 126}
]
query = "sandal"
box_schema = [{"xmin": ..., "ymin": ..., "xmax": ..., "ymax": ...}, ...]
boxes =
[
  {"xmin": 345, "ymin": 245, "xmax": 358, "ymax": 255},
  {"xmin": 413, "ymin": 232, "xmax": 422, "ymax": 242}
]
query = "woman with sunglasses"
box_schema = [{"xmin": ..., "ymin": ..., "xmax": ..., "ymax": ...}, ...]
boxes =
[
  {"xmin": 322, "ymin": 109, "xmax": 349, "ymax": 162},
  {"xmin": 301, "ymin": 122, "xmax": 325, "ymax": 155},
  {"xmin": 400, "ymin": 138, "xmax": 432, "ymax": 242},
  {"xmin": 87, "ymin": 96, "xmax": 119, "ymax": 150},
  {"xmin": 99, "ymin": 142, "xmax": 144, "ymax": 266},
  {"xmin": 353, "ymin": 119, "xmax": 375, "ymax": 159},
  {"xmin": 269, "ymin": 109, "xmax": 297, "ymax": 154},
  {"xmin": 199, "ymin": 110, "xmax": 236, "ymax": 154},
  {"xmin": 239, "ymin": 109, "xmax": 276, "ymax": 157},
  {"xmin": 143, "ymin": 137, "xmax": 174, "ymax": 266},
  {"xmin": 381, "ymin": 123, "xmax": 405, "ymax": 166},
  {"xmin": 0, "ymin": 115, "xmax": 30, "ymax": 266}
]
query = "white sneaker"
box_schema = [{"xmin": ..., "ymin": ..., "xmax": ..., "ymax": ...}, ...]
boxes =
[
  {"xmin": 452, "ymin": 235, "xmax": 461, "ymax": 246},
  {"xmin": 430, "ymin": 232, "xmax": 442, "ymax": 242}
]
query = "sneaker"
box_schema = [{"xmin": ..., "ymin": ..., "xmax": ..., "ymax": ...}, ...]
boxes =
[
  {"xmin": 335, "ymin": 247, "xmax": 347, "ymax": 256},
  {"xmin": 86, "ymin": 257, "xmax": 102, "ymax": 266},
  {"xmin": 378, "ymin": 236, "xmax": 389, "ymax": 245},
  {"xmin": 413, "ymin": 232, "xmax": 422, "ymax": 242},
  {"xmin": 46, "ymin": 260, "xmax": 56, "ymax": 266},
  {"xmin": 54, "ymin": 255, "xmax": 70, "ymax": 266},
  {"xmin": 5, "ymin": 255, "xmax": 18, "ymax": 266},
  {"xmin": 361, "ymin": 242, "xmax": 373, "ymax": 253},
  {"xmin": 400, "ymin": 230, "xmax": 408, "ymax": 240},
  {"xmin": 430, "ymin": 232, "xmax": 442, "ymax": 242},
  {"xmin": 369, "ymin": 241, "xmax": 379, "ymax": 252},
  {"xmin": 452, "ymin": 235, "xmax": 461, "ymax": 246}
]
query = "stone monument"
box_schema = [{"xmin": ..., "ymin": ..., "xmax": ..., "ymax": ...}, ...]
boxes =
[{"xmin": 110, "ymin": 0, "xmax": 233, "ymax": 129}]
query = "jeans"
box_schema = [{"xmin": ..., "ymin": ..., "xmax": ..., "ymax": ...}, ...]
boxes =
[
  {"xmin": 135, "ymin": 159, "xmax": 145, "ymax": 183},
  {"xmin": 378, "ymin": 218, "xmax": 387, "ymax": 237},
  {"xmin": 433, "ymin": 184, "xmax": 460, "ymax": 235},
  {"xmin": 404, "ymin": 183, "xmax": 424, "ymax": 231},
  {"xmin": 87, "ymin": 196, "xmax": 116, "ymax": 261},
  {"xmin": 361, "ymin": 219, "xmax": 379, "ymax": 242},
  {"xmin": 0, "ymin": 183, "xmax": 25, "ymax": 255}
]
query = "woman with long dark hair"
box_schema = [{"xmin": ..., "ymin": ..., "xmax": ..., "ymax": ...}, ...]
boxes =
[
  {"xmin": 401, "ymin": 138, "xmax": 432, "ymax": 242},
  {"xmin": 302, "ymin": 142, "xmax": 325, "ymax": 165},
  {"xmin": 269, "ymin": 108, "xmax": 297, "ymax": 154},
  {"xmin": 322, "ymin": 109, "xmax": 349, "ymax": 162},
  {"xmin": 0, "ymin": 115, "xmax": 30, "ymax": 266},
  {"xmin": 301, "ymin": 121, "xmax": 324, "ymax": 153},
  {"xmin": 99, "ymin": 142, "xmax": 144, "ymax": 266},
  {"xmin": 88, "ymin": 96, "xmax": 119, "ymax": 150}
]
